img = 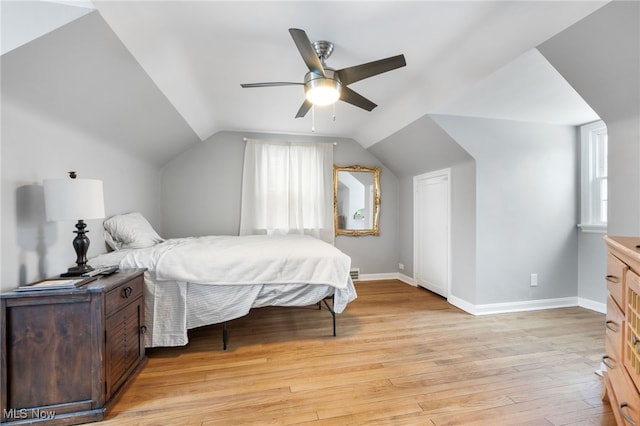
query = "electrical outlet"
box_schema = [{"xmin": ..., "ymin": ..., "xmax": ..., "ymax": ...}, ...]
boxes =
[
  {"xmin": 399, "ymin": 263, "xmax": 404, "ymax": 270},
  {"xmin": 530, "ymin": 273, "xmax": 538, "ymax": 287}
]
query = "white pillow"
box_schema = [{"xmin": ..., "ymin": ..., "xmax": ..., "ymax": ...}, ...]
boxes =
[{"xmin": 103, "ymin": 212, "xmax": 163, "ymax": 250}]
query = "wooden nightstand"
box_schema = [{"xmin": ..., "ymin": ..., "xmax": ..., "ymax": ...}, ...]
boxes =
[{"xmin": 0, "ymin": 269, "xmax": 147, "ymax": 425}]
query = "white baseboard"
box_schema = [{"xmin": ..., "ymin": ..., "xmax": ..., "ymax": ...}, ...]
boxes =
[
  {"xmin": 357, "ymin": 272, "xmax": 415, "ymax": 285},
  {"xmin": 446, "ymin": 294, "xmax": 477, "ymax": 314},
  {"xmin": 450, "ymin": 296, "xmax": 579, "ymax": 316},
  {"xmin": 356, "ymin": 272, "xmax": 398, "ymax": 281},
  {"xmin": 448, "ymin": 294, "xmax": 606, "ymax": 316},
  {"xmin": 578, "ymin": 297, "xmax": 606, "ymax": 314},
  {"xmin": 397, "ymin": 273, "xmax": 415, "ymax": 286},
  {"xmin": 357, "ymin": 273, "xmax": 606, "ymax": 315}
]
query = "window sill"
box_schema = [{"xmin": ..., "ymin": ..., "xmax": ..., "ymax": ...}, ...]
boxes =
[{"xmin": 577, "ymin": 223, "xmax": 607, "ymax": 234}]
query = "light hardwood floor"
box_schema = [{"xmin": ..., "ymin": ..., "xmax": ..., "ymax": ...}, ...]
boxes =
[{"xmin": 100, "ymin": 280, "xmax": 615, "ymax": 425}]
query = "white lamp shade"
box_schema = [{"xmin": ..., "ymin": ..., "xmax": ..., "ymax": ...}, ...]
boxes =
[{"xmin": 44, "ymin": 178, "xmax": 105, "ymax": 222}]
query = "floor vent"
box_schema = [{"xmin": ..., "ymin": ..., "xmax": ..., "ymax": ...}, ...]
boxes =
[{"xmin": 350, "ymin": 268, "xmax": 360, "ymax": 281}]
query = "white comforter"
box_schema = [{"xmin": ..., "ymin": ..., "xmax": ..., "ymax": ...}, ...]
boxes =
[
  {"xmin": 153, "ymin": 234, "xmax": 351, "ymax": 288},
  {"xmin": 91, "ymin": 235, "xmax": 356, "ymax": 347}
]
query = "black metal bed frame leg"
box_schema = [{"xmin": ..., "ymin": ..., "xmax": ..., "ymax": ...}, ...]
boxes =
[
  {"xmin": 322, "ymin": 297, "xmax": 337, "ymax": 337},
  {"xmin": 222, "ymin": 322, "xmax": 228, "ymax": 350}
]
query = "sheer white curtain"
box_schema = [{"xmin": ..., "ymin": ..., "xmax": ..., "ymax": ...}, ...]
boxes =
[{"xmin": 240, "ymin": 139, "xmax": 334, "ymax": 243}]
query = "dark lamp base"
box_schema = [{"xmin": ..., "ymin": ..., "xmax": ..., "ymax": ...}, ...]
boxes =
[
  {"xmin": 62, "ymin": 219, "xmax": 93, "ymax": 277},
  {"xmin": 61, "ymin": 264, "xmax": 94, "ymax": 277}
]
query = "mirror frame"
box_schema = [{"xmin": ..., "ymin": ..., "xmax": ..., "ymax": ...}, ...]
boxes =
[{"xmin": 334, "ymin": 165, "xmax": 381, "ymax": 236}]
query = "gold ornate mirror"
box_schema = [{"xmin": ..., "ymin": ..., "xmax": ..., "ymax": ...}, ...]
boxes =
[{"xmin": 334, "ymin": 165, "xmax": 380, "ymax": 236}]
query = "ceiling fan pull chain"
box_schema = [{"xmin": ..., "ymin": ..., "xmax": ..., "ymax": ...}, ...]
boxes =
[
  {"xmin": 332, "ymin": 103, "xmax": 336, "ymax": 122},
  {"xmin": 311, "ymin": 105, "xmax": 315, "ymax": 132}
]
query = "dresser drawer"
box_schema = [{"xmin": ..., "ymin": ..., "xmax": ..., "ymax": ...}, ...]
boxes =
[
  {"xmin": 105, "ymin": 275, "xmax": 143, "ymax": 316},
  {"xmin": 607, "ymin": 295, "xmax": 625, "ymax": 361},
  {"xmin": 608, "ymin": 360, "xmax": 640, "ymax": 426},
  {"xmin": 608, "ymin": 253, "xmax": 628, "ymax": 310}
]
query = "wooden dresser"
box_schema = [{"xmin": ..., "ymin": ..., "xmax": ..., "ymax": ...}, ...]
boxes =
[
  {"xmin": 603, "ymin": 236, "xmax": 640, "ymax": 425},
  {"xmin": 0, "ymin": 269, "xmax": 147, "ymax": 425}
]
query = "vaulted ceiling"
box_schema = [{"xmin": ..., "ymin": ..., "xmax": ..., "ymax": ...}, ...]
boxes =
[{"xmin": 3, "ymin": 0, "xmax": 604, "ymax": 155}]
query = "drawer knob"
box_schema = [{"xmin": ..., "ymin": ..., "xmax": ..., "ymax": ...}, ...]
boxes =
[
  {"xmin": 602, "ymin": 355, "xmax": 615, "ymax": 370},
  {"xmin": 606, "ymin": 274, "xmax": 621, "ymax": 284},
  {"xmin": 606, "ymin": 320, "xmax": 619, "ymax": 333},
  {"xmin": 121, "ymin": 286, "xmax": 133, "ymax": 298},
  {"xmin": 620, "ymin": 402, "xmax": 637, "ymax": 426},
  {"xmin": 140, "ymin": 325, "xmax": 147, "ymax": 334}
]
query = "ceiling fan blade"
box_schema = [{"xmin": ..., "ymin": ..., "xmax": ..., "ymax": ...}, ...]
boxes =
[
  {"xmin": 340, "ymin": 87, "xmax": 377, "ymax": 111},
  {"xmin": 337, "ymin": 54, "xmax": 406, "ymax": 85},
  {"xmin": 289, "ymin": 28, "xmax": 326, "ymax": 77},
  {"xmin": 241, "ymin": 82, "xmax": 303, "ymax": 88},
  {"xmin": 295, "ymin": 99, "xmax": 313, "ymax": 118}
]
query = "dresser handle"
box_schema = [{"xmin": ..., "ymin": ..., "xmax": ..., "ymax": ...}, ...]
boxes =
[
  {"xmin": 620, "ymin": 402, "xmax": 636, "ymax": 426},
  {"xmin": 122, "ymin": 286, "xmax": 133, "ymax": 298},
  {"xmin": 140, "ymin": 325, "xmax": 147, "ymax": 334},
  {"xmin": 602, "ymin": 355, "xmax": 615, "ymax": 370},
  {"xmin": 606, "ymin": 320, "xmax": 619, "ymax": 333},
  {"xmin": 606, "ymin": 275, "xmax": 620, "ymax": 284}
]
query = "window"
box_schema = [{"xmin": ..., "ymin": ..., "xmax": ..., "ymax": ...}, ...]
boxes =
[
  {"xmin": 239, "ymin": 140, "xmax": 334, "ymax": 243},
  {"xmin": 580, "ymin": 120, "xmax": 608, "ymax": 232}
]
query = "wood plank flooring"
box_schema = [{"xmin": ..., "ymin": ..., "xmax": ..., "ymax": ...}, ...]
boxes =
[{"xmin": 99, "ymin": 280, "xmax": 615, "ymax": 425}]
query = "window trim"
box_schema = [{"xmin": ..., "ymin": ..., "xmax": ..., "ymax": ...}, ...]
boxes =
[{"xmin": 579, "ymin": 120, "xmax": 607, "ymax": 234}]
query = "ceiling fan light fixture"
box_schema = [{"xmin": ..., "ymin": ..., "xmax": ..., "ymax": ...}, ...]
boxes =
[
  {"xmin": 304, "ymin": 71, "xmax": 342, "ymax": 106},
  {"xmin": 240, "ymin": 28, "xmax": 406, "ymax": 118}
]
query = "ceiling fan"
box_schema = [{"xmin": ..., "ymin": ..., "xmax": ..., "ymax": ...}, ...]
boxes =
[{"xmin": 241, "ymin": 28, "xmax": 407, "ymax": 118}]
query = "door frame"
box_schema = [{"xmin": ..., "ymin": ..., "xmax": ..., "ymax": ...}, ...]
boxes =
[{"xmin": 413, "ymin": 168, "xmax": 451, "ymax": 298}]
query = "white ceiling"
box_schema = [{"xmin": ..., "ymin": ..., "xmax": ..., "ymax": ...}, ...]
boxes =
[
  {"xmin": 435, "ymin": 48, "xmax": 599, "ymax": 125},
  {"xmin": 6, "ymin": 1, "xmax": 606, "ymax": 149}
]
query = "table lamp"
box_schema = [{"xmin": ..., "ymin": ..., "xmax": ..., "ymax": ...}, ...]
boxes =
[{"xmin": 44, "ymin": 171, "xmax": 105, "ymax": 276}]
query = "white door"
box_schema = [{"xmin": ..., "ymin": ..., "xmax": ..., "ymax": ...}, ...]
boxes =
[{"xmin": 414, "ymin": 169, "xmax": 450, "ymax": 298}]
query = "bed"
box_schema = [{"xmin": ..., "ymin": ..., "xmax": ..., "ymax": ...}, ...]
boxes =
[{"xmin": 90, "ymin": 212, "xmax": 357, "ymax": 349}]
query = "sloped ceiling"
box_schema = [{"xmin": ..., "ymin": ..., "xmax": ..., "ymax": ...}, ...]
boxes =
[
  {"xmin": 434, "ymin": 48, "xmax": 599, "ymax": 125},
  {"xmin": 1, "ymin": 6, "xmax": 201, "ymax": 166},
  {"xmin": 0, "ymin": 0, "xmax": 94, "ymax": 55},
  {"xmin": 93, "ymin": 0, "xmax": 605, "ymax": 148},
  {"xmin": 3, "ymin": 0, "xmax": 605, "ymax": 156}
]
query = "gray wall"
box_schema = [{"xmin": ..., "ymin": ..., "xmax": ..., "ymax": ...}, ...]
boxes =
[
  {"xmin": 539, "ymin": 0, "xmax": 640, "ymax": 308},
  {"xmin": 369, "ymin": 115, "xmax": 477, "ymax": 302},
  {"xmin": 578, "ymin": 232, "xmax": 608, "ymax": 305},
  {"xmin": 433, "ymin": 116, "xmax": 579, "ymax": 304},
  {"xmin": 539, "ymin": 0, "xmax": 640, "ymax": 236},
  {"xmin": 394, "ymin": 161, "xmax": 477, "ymax": 302},
  {"xmin": 161, "ymin": 130, "xmax": 400, "ymax": 274},
  {"xmin": 1, "ymin": 94, "xmax": 161, "ymax": 291},
  {"xmin": 0, "ymin": 11, "xmax": 201, "ymax": 291},
  {"xmin": 364, "ymin": 1, "xmax": 640, "ymax": 309},
  {"xmin": 372, "ymin": 112, "xmax": 579, "ymax": 306},
  {"xmin": 449, "ymin": 160, "xmax": 477, "ymax": 303}
]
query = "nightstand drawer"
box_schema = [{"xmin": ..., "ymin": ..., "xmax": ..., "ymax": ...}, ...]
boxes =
[{"xmin": 105, "ymin": 274, "xmax": 143, "ymax": 316}]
